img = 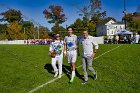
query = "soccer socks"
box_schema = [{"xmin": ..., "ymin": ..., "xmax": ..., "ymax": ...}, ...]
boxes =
[
  {"xmin": 72, "ymin": 71, "xmax": 75, "ymax": 78},
  {"xmin": 70, "ymin": 71, "xmax": 75, "ymax": 83}
]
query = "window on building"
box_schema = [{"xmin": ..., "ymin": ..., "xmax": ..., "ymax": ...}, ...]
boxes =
[{"xmin": 102, "ymin": 27, "xmax": 103, "ymax": 30}]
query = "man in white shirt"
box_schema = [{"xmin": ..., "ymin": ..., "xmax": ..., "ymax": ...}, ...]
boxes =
[
  {"xmin": 81, "ymin": 30, "xmax": 99, "ymax": 84},
  {"xmin": 64, "ymin": 26, "xmax": 77, "ymax": 83}
]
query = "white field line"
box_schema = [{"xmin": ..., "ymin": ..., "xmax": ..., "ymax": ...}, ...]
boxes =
[{"xmin": 28, "ymin": 45, "xmax": 122, "ymax": 93}]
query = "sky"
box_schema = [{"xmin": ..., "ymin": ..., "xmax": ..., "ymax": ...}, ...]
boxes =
[{"xmin": 0, "ymin": 0, "xmax": 140, "ymax": 30}]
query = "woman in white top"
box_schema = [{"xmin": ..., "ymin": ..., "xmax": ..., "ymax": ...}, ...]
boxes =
[{"xmin": 49, "ymin": 34, "xmax": 64, "ymax": 78}]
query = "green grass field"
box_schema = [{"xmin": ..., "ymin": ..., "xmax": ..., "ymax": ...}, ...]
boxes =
[{"xmin": 0, "ymin": 44, "xmax": 140, "ymax": 93}]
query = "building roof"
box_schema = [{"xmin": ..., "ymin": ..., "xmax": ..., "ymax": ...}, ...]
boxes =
[
  {"xmin": 112, "ymin": 22, "xmax": 125, "ymax": 25},
  {"xmin": 97, "ymin": 19, "xmax": 124, "ymax": 26},
  {"xmin": 97, "ymin": 19, "xmax": 115, "ymax": 25}
]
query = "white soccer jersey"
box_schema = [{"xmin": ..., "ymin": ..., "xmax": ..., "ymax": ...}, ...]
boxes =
[
  {"xmin": 49, "ymin": 40, "xmax": 64, "ymax": 55},
  {"xmin": 82, "ymin": 35, "xmax": 99, "ymax": 57},
  {"xmin": 64, "ymin": 34, "xmax": 77, "ymax": 51}
]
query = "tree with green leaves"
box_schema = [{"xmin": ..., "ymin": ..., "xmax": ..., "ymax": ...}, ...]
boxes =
[
  {"xmin": 21, "ymin": 21, "xmax": 34, "ymax": 39},
  {"xmin": 0, "ymin": 9, "xmax": 22, "ymax": 23},
  {"xmin": 0, "ymin": 9, "xmax": 24, "ymax": 40},
  {"xmin": 70, "ymin": 18, "xmax": 96, "ymax": 36},
  {"xmin": 72, "ymin": 18, "xmax": 84, "ymax": 32},
  {"xmin": 87, "ymin": 20, "xmax": 96, "ymax": 32},
  {"xmin": 51, "ymin": 26, "xmax": 66, "ymax": 34},
  {"xmin": 6, "ymin": 21, "xmax": 23, "ymax": 40},
  {"xmin": 76, "ymin": 0, "xmax": 106, "ymax": 35},
  {"xmin": 0, "ymin": 24, "xmax": 7, "ymax": 40},
  {"xmin": 122, "ymin": 12, "xmax": 140, "ymax": 32},
  {"xmin": 128, "ymin": 19, "xmax": 140, "ymax": 32},
  {"xmin": 122, "ymin": 13, "xmax": 133, "ymax": 24},
  {"xmin": 39, "ymin": 26, "xmax": 49, "ymax": 39}
]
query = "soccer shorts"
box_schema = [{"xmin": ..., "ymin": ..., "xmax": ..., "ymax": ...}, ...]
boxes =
[{"xmin": 67, "ymin": 50, "xmax": 77, "ymax": 63}]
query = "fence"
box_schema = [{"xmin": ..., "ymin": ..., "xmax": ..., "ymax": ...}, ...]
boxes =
[
  {"xmin": 0, "ymin": 40, "xmax": 25, "ymax": 44},
  {"xmin": 0, "ymin": 37, "xmax": 104, "ymax": 44}
]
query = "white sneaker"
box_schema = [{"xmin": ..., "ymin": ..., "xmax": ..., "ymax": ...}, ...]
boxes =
[
  {"xmin": 54, "ymin": 72, "xmax": 58, "ymax": 77},
  {"xmin": 58, "ymin": 75, "xmax": 62, "ymax": 78},
  {"xmin": 69, "ymin": 76, "xmax": 75, "ymax": 83},
  {"xmin": 94, "ymin": 71, "xmax": 97, "ymax": 80}
]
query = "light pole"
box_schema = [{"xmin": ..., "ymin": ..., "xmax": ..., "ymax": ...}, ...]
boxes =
[
  {"xmin": 38, "ymin": 26, "xmax": 39, "ymax": 39},
  {"xmin": 124, "ymin": 0, "xmax": 127, "ymax": 29},
  {"xmin": 24, "ymin": 27, "xmax": 26, "ymax": 40}
]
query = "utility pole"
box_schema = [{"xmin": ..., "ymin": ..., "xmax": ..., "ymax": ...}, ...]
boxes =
[
  {"xmin": 24, "ymin": 27, "xmax": 26, "ymax": 40},
  {"xmin": 24, "ymin": 27, "xmax": 25, "ymax": 34},
  {"xmin": 124, "ymin": 0, "xmax": 127, "ymax": 29},
  {"xmin": 38, "ymin": 26, "xmax": 39, "ymax": 39}
]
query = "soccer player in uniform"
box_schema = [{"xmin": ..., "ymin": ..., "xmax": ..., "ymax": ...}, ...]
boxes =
[
  {"xmin": 81, "ymin": 30, "xmax": 99, "ymax": 84},
  {"xmin": 49, "ymin": 34, "xmax": 64, "ymax": 78},
  {"xmin": 64, "ymin": 26, "xmax": 77, "ymax": 83}
]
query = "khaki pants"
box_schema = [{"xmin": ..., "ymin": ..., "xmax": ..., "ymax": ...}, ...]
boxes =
[{"xmin": 82, "ymin": 56, "xmax": 96, "ymax": 81}]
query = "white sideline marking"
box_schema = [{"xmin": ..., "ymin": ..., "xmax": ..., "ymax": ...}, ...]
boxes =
[{"xmin": 28, "ymin": 45, "xmax": 122, "ymax": 93}]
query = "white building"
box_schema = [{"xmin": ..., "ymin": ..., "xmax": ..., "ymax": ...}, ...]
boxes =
[{"xmin": 96, "ymin": 19, "xmax": 125, "ymax": 36}]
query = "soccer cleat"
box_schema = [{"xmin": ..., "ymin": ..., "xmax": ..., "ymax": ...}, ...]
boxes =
[
  {"xmin": 69, "ymin": 77, "xmax": 74, "ymax": 83},
  {"xmin": 54, "ymin": 72, "xmax": 58, "ymax": 77},
  {"xmin": 94, "ymin": 71, "xmax": 97, "ymax": 80},
  {"xmin": 58, "ymin": 75, "xmax": 62, "ymax": 78},
  {"xmin": 82, "ymin": 80, "xmax": 88, "ymax": 84}
]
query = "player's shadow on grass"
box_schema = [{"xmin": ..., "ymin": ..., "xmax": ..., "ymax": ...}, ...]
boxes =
[
  {"xmin": 44, "ymin": 63, "xmax": 84, "ymax": 81},
  {"xmin": 44, "ymin": 63, "xmax": 54, "ymax": 74},
  {"xmin": 88, "ymin": 75, "xmax": 94, "ymax": 80},
  {"xmin": 62, "ymin": 65, "xmax": 71, "ymax": 80},
  {"xmin": 62, "ymin": 65, "xmax": 84, "ymax": 81},
  {"xmin": 75, "ymin": 69, "xmax": 84, "ymax": 81}
]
